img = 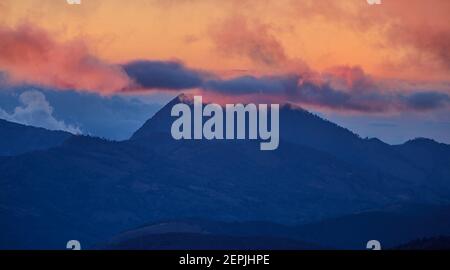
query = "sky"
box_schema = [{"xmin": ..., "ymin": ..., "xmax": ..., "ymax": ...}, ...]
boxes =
[{"xmin": 0, "ymin": 0, "xmax": 449, "ymax": 143}]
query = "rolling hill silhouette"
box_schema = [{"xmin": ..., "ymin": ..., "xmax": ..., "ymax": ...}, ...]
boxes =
[
  {"xmin": 0, "ymin": 119, "xmax": 72, "ymax": 156},
  {"xmin": 1, "ymin": 94, "xmax": 449, "ymax": 249},
  {"xmin": 100, "ymin": 204, "xmax": 450, "ymax": 250},
  {"xmin": 394, "ymin": 236, "xmax": 450, "ymax": 250}
]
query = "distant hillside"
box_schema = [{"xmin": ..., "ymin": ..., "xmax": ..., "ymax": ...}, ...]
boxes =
[
  {"xmin": 293, "ymin": 204, "xmax": 450, "ymax": 249},
  {"xmin": 0, "ymin": 119, "xmax": 72, "ymax": 156},
  {"xmin": 394, "ymin": 236, "xmax": 450, "ymax": 250},
  {"xmin": 99, "ymin": 204, "xmax": 450, "ymax": 250},
  {"xmin": 101, "ymin": 232, "xmax": 322, "ymax": 250}
]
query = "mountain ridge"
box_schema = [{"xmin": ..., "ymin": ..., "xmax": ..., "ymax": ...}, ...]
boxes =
[
  {"xmin": 1, "ymin": 94, "xmax": 450, "ymax": 249},
  {"xmin": 0, "ymin": 118, "xmax": 73, "ymax": 156}
]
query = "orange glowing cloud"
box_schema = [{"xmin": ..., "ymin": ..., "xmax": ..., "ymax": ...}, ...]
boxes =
[
  {"xmin": 210, "ymin": 15, "xmax": 287, "ymax": 67},
  {"xmin": 0, "ymin": 24, "xmax": 131, "ymax": 93},
  {"xmin": 0, "ymin": 1, "xmax": 449, "ymax": 115},
  {"xmin": 1, "ymin": 0, "xmax": 449, "ymax": 82},
  {"xmin": 290, "ymin": 0, "xmax": 450, "ymax": 79}
]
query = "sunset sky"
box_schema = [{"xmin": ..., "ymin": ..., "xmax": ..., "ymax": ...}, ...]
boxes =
[{"xmin": 0, "ymin": 0, "xmax": 449, "ymax": 143}]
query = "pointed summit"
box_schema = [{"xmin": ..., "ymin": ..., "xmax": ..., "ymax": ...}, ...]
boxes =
[
  {"xmin": 168, "ymin": 93, "xmax": 192, "ymax": 105},
  {"xmin": 130, "ymin": 92, "xmax": 360, "ymax": 146},
  {"xmin": 130, "ymin": 94, "xmax": 192, "ymax": 140}
]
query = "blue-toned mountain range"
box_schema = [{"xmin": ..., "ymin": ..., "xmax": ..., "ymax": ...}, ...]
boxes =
[{"xmin": 0, "ymin": 95, "xmax": 449, "ymax": 249}]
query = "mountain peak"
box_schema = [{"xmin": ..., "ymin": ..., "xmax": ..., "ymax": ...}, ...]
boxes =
[
  {"xmin": 280, "ymin": 102, "xmax": 306, "ymax": 112},
  {"xmin": 130, "ymin": 94, "xmax": 190, "ymax": 140},
  {"xmin": 169, "ymin": 93, "xmax": 192, "ymax": 105},
  {"xmin": 404, "ymin": 137, "xmax": 438, "ymax": 145},
  {"xmin": 130, "ymin": 93, "xmax": 361, "ymax": 147}
]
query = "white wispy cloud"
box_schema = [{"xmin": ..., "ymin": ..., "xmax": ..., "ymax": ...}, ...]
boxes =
[{"xmin": 0, "ymin": 90, "xmax": 81, "ymax": 134}]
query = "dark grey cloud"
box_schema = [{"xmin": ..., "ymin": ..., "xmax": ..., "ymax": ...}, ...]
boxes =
[
  {"xmin": 203, "ymin": 74, "xmax": 376, "ymax": 111},
  {"xmin": 204, "ymin": 75, "xmax": 293, "ymax": 94},
  {"xmin": 205, "ymin": 74, "xmax": 450, "ymax": 113},
  {"xmin": 123, "ymin": 60, "xmax": 204, "ymax": 90},
  {"xmin": 120, "ymin": 59, "xmax": 450, "ymax": 113},
  {"xmin": 403, "ymin": 92, "xmax": 450, "ymax": 111}
]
